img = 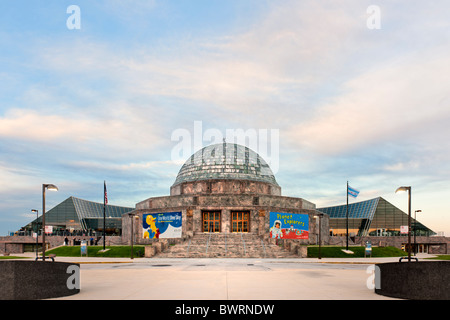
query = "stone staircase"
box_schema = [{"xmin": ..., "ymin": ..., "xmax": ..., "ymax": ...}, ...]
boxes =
[{"xmin": 156, "ymin": 233, "xmax": 299, "ymax": 258}]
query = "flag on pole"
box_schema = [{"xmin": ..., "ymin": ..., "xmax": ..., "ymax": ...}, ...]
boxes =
[
  {"xmin": 347, "ymin": 185, "xmax": 360, "ymax": 198},
  {"xmin": 104, "ymin": 181, "xmax": 108, "ymax": 204},
  {"xmin": 103, "ymin": 181, "xmax": 107, "ymax": 250}
]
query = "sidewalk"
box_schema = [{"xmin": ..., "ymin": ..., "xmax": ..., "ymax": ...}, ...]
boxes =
[
  {"xmin": 5, "ymin": 252, "xmax": 438, "ymax": 264},
  {"xmin": 3, "ymin": 252, "xmax": 442, "ymax": 300}
]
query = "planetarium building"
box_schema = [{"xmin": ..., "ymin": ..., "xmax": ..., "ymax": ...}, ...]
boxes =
[{"xmin": 122, "ymin": 143, "xmax": 328, "ymax": 257}]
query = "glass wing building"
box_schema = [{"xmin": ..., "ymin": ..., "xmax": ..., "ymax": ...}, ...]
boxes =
[
  {"xmin": 318, "ymin": 197, "xmax": 435, "ymax": 237},
  {"xmin": 25, "ymin": 196, "xmax": 134, "ymax": 235}
]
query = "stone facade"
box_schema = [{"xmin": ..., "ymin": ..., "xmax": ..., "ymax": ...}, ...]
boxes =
[
  {"xmin": 121, "ymin": 143, "xmax": 330, "ymax": 257},
  {"xmin": 124, "ymin": 193, "xmax": 326, "ymax": 243},
  {"xmin": 170, "ymin": 179, "xmax": 281, "ymax": 196}
]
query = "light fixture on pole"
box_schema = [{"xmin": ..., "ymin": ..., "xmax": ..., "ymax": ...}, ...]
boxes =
[
  {"xmin": 314, "ymin": 213, "xmax": 324, "ymax": 259},
  {"xmin": 31, "ymin": 209, "xmax": 39, "ymax": 260},
  {"xmin": 395, "ymin": 186, "xmax": 412, "ymax": 262},
  {"xmin": 42, "ymin": 184, "xmax": 58, "ymax": 261},
  {"xmin": 414, "ymin": 210, "xmax": 422, "ymax": 255},
  {"xmin": 128, "ymin": 213, "xmax": 139, "ymax": 259}
]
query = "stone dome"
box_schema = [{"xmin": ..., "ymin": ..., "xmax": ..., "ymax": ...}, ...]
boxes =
[{"xmin": 170, "ymin": 143, "xmax": 280, "ymax": 196}]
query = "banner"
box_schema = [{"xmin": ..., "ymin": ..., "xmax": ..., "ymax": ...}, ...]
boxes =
[
  {"xmin": 269, "ymin": 212, "xmax": 309, "ymax": 240},
  {"xmin": 80, "ymin": 240, "xmax": 88, "ymax": 256},
  {"xmin": 44, "ymin": 225, "xmax": 53, "ymax": 234},
  {"xmin": 400, "ymin": 225, "xmax": 408, "ymax": 234},
  {"xmin": 143, "ymin": 212, "xmax": 182, "ymax": 239}
]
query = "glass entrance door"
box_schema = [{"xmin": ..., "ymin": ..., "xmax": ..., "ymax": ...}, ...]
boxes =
[
  {"xmin": 231, "ymin": 211, "xmax": 249, "ymax": 233},
  {"xmin": 203, "ymin": 211, "xmax": 221, "ymax": 233}
]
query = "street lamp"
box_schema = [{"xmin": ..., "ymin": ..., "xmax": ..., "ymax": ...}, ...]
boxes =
[
  {"xmin": 42, "ymin": 184, "xmax": 58, "ymax": 261},
  {"xmin": 414, "ymin": 210, "xmax": 422, "ymax": 255},
  {"xmin": 314, "ymin": 213, "xmax": 324, "ymax": 259},
  {"xmin": 31, "ymin": 209, "xmax": 39, "ymax": 260},
  {"xmin": 395, "ymin": 186, "xmax": 412, "ymax": 262},
  {"xmin": 128, "ymin": 213, "xmax": 139, "ymax": 259}
]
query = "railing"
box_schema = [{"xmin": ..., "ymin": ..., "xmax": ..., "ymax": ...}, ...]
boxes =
[
  {"xmin": 261, "ymin": 239, "xmax": 267, "ymax": 258},
  {"xmin": 7, "ymin": 230, "xmax": 116, "ymax": 237},
  {"xmin": 187, "ymin": 238, "xmax": 192, "ymax": 257},
  {"xmin": 206, "ymin": 232, "xmax": 212, "ymax": 254},
  {"xmin": 241, "ymin": 233, "xmax": 246, "ymax": 256}
]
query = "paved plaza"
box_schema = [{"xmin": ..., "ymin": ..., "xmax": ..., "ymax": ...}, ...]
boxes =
[
  {"xmin": 9, "ymin": 253, "xmax": 433, "ymax": 300},
  {"xmin": 65, "ymin": 259, "xmax": 391, "ymax": 300}
]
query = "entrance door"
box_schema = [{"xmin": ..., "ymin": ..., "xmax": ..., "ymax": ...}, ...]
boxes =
[
  {"xmin": 231, "ymin": 211, "xmax": 250, "ymax": 233},
  {"xmin": 203, "ymin": 211, "xmax": 221, "ymax": 233}
]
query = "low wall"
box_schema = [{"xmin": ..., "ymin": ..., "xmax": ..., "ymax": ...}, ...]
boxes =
[
  {"xmin": 328, "ymin": 236, "xmax": 449, "ymax": 254},
  {"xmin": 0, "ymin": 261, "xmax": 80, "ymax": 300},
  {"xmin": 0, "ymin": 235, "xmax": 124, "ymax": 254},
  {"xmin": 375, "ymin": 261, "xmax": 450, "ymax": 300}
]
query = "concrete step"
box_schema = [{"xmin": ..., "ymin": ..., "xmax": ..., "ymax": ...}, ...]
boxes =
[{"xmin": 156, "ymin": 233, "xmax": 299, "ymax": 258}]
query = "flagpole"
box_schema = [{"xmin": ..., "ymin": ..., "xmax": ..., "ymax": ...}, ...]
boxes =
[
  {"xmin": 346, "ymin": 181, "xmax": 349, "ymax": 251},
  {"xmin": 103, "ymin": 181, "xmax": 106, "ymax": 250}
]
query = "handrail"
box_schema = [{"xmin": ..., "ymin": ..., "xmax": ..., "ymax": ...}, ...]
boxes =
[
  {"xmin": 187, "ymin": 238, "xmax": 191, "ymax": 257},
  {"xmin": 225, "ymin": 232, "xmax": 227, "ymax": 255},
  {"xmin": 261, "ymin": 239, "xmax": 266, "ymax": 258},
  {"xmin": 206, "ymin": 232, "xmax": 212, "ymax": 254}
]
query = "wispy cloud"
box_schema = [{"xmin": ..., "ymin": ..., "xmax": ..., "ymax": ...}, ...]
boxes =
[{"xmin": 1, "ymin": 1, "xmax": 450, "ymax": 235}]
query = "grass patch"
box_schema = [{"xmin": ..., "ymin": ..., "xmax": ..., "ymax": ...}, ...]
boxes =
[
  {"xmin": 307, "ymin": 246, "xmax": 407, "ymax": 258},
  {"xmin": 46, "ymin": 245, "xmax": 146, "ymax": 258},
  {"xmin": 425, "ymin": 255, "xmax": 450, "ymax": 260},
  {"xmin": 0, "ymin": 256, "xmax": 30, "ymax": 260}
]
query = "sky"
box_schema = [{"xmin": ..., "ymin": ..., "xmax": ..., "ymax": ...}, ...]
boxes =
[{"xmin": 1, "ymin": 0, "xmax": 449, "ymax": 236}]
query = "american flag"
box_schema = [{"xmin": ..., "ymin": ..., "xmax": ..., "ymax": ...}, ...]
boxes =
[{"xmin": 104, "ymin": 181, "xmax": 108, "ymax": 204}]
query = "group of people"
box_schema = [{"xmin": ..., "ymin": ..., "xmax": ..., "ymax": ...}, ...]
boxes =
[{"xmin": 63, "ymin": 237, "xmax": 98, "ymax": 246}]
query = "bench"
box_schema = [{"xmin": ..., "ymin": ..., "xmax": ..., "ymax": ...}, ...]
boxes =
[
  {"xmin": 399, "ymin": 256, "xmax": 419, "ymax": 262},
  {"xmin": 35, "ymin": 254, "xmax": 56, "ymax": 262}
]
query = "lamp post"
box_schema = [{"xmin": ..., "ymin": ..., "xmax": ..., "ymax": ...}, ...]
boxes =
[
  {"xmin": 414, "ymin": 210, "xmax": 422, "ymax": 255},
  {"xmin": 31, "ymin": 209, "xmax": 39, "ymax": 260},
  {"xmin": 42, "ymin": 184, "xmax": 58, "ymax": 261},
  {"xmin": 128, "ymin": 213, "xmax": 138, "ymax": 259},
  {"xmin": 395, "ymin": 186, "xmax": 411, "ymax": 262},
  {"xmin": 314, "ymin": 213, "xmax": 324, "ymax": 259}
]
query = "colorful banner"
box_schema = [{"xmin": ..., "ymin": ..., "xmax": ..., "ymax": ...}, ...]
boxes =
[
  {"xmin": 269, "ymin": 212, "xmax": 309, "ymax": 240},
  {"xmin": 143, "ymin": 212, "xmax": 182, "ymax": 239}
]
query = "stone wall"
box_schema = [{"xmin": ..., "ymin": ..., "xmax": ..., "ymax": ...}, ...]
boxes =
[
  {"xmin": 327, "ymin": 235, "xmax": 449, "ymax": 254},
  {"xmin": 375, "ymin": 261, "xmax": 450, "ymax": 300},
  {"xmin": 0, "ymin": 235, "xmax": 122, "ymax": 254},
  {"xmin": 170, "ymin": 179, "xmax": 282, "ymax": 196},
  {"xmin": 0, "ymin": 261, "xmax": 80, "ymax": 299},
  {"xmin": 124, "ymin": 190, "xmax": 329, "ymax": 248}
]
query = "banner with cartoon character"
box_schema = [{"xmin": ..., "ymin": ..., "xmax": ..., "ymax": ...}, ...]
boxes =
[
  {"xmin": 143, "ymin": 212, "xmax": 182, "ymax": 239},
  {"xmin": 269, "ymin": 212, "xmax": 309, "ymax": 240}
]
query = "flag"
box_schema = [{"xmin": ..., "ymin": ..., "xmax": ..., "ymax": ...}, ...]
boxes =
[
  {"xmin": 104, "ymin": 181, "xmax": 108, "ymax": 204},
  {"xmin": 348, "ymin": 185, "xmax": 360, "ymax": 198}
]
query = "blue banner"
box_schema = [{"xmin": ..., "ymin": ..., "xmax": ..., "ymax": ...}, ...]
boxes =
[
  {"xmin": 269, "ymin": 212, "xmax": 309, "ymax": 239},
  {"xmin": 143, "ymin": 212, "xmax": 182, "ymax": 239}
]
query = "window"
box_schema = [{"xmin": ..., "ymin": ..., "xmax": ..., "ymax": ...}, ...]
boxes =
[
  {"xmin": 203, "ymin": 211, "xmax": 221, "ymax": 233},
  {"xmin": 231, "ymin": 211, "xmax": 250, "ymax": 233}
]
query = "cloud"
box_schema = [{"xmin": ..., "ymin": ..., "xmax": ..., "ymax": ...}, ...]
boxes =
[
  {"xmin": 2, "ymin": 1, "xmax": 450, "ymax": 235},
  {"xmin": 285, "ymin": 48, "xmax": 450, "ymax": 155}
]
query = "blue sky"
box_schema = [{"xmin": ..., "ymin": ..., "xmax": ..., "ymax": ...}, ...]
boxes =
[{"xmin": 1, "ymin": 1, "xmax": 450, "ymax": 236}]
